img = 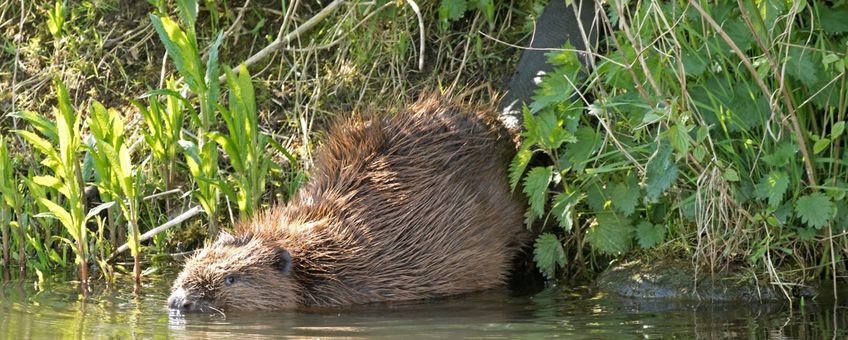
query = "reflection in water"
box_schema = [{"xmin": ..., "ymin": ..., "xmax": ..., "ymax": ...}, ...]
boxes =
[{"xmin": 1, "ymin": 274, "xmax": 846, "ymax": 339}]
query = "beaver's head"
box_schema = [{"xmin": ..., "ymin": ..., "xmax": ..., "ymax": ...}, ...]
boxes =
[{"xmin": 167, "ymin": 232, "xmax": 298, "ymax": 312}]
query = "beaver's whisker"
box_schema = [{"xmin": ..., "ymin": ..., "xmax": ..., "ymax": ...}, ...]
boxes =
[{"xmin": 207, "ymin": 305, "xmax": 227, "ymax": 318}]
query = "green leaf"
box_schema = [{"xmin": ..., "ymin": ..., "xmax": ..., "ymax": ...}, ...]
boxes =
[
  {"xmin": 585, "ymin": 181, "xmax": 608, "ymax": 212},
  {"xmin": 567, "ymin": 127, "xmax": 601, "ymax": 172},
  {"xmin": 832, "ymin": 121, "xmax": 845, "ymax": 139},
  {"xmin": 755, "ymin": 171, "xmax": 789, "ymax": 208},
  {"xmin": 150, "ymin": 14, "xmax": 204, "ymax": 92},
  {"xmin": 38, "ymin": 198, "xmax": 74, "ymax": 235},
  {"xmin": 820, "ymin": 8, "xmax": 848, "ymax": 33},
  {"xmin": 469, "ymin": 0, "xmax": 494, "ymax": 24},
  {"xmin": 682, "ymin": 50, "xmax": 707, "ymax": 76},
  {"xmin": 208, "ymin": 132, "xmax": 244, "ymax": 172},
  {"xmin": 723, "ymin": 168, "xmax": 740, "ymax": 182},
  {"xmin": 15, "ymin": 130, "xmax": 59, "ymax": 163},
  {"xmin": 813, "ymin": 138, "xmax": 830, "ymax": 154},
  {"xmin": 763, "ymin": 142, "xmax": 798, "ymax": 167},
  {"xmin": 611, "ymin": 175, "xmax": 640, "ymax": 216},
  {"xmin": 587, "ymin": 212, "xmax": 633, "ymax": 255},
  {"xmin": 205, "ymin": 30, "xmax": 224, "ymax": 106},
  {"xmin": 524, "ymin": 110, "xmax": 575, "ymax": 150},
  {"xmin": 645, "ymin": 142, "xmax": 678, "ymax": 199},
  {"xmin": 635, "ymin": 221, "xmax": 666, "ymax": 249},
  {"xmin": 439, "ymin": 0, "xmax": 467, "ymax": 22},
  {"xmin": 175, "ymin": 0, "xmax": 198, "ymax": 28},
  {"xmin": 533, "ymin": 233, "xmax": 566, "ymax": 280},
  {"xmin": 786, "ymin": 46, "xmax": 822, "ymax": 88},
  {"xmin": 12, "ymin": 111, "xmax": 58, "ymax": 142},
  {"xmin": 667, "ymin": 124, "xmax": 691, "ymax": 155},
  {"xmin": 794, "ymin": 192, "xmax": 834, "ymax": 229},
  {"xmin": 523, "ymin": 167, "xmax": 553, "ymax": 218},
  {"xmin": 550, "ymin": 191, "xmax": 577, "ymax": 231},
  {"xmin": 509, "ymin": 146, "xmax": 532, "ymax": 192},
  {"xmin": 530, "ymin": 72, "xmax": 574, "ymax": 113}
]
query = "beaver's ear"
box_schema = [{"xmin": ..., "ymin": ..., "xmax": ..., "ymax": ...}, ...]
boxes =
[{"xmin": 274, "ymin": 249, "xmax": 292, "ymax": 275}]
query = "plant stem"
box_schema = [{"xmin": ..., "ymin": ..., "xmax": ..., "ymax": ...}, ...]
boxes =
[{"xmin": 1, "ymin": 206, "xmax": 9, "ymax": 268}]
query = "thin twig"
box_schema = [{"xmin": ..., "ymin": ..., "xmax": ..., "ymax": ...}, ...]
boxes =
[
  {"xmin": 222, "ymin": 0, "xmax": 252, "ymax": 42},
  {"xmin": 404, "ymin": 0, "xmax": 425, "ymax": 71},
  {"xmin": 222, "ymin": 0, "xmax": 345, "ymax": 82},
  {"xmin": 478, "ymin": 31, "xmax": 627, "ymax": 68},
  {"xmin": 107, "ymin": 206, "xmax": 202, "ymax": 263}
]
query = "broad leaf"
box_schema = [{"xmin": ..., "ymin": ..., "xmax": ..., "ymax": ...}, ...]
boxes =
[
  {"xmin": 533, "ymin": 233, "xmax": 566, "ymax": 279},
  {"xmin": 795, "ymin": 192, "xmax": 834, "ymax": 229},
  {"xmin": 645, "ymin": 142, "xmax": 678, "ymax": 199},
  {"xmin": 611, "ymin": 175, "xmax": 640, "ymax": 216},
  {"xmin": 587, "ymin": 212, "xmax": 633, "ymax": 255},
  {"xmin": 755, "ymin": 171, "xmax": 789, "ymax": 207},
  {"xmin": 635, "ymin": 221, "xmax": 666, "ymax": 249}
]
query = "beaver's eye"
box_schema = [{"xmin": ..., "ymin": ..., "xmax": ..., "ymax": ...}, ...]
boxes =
[{"xmin": 223, "ymin": 275, "xmax": 236, "ymax": 286}]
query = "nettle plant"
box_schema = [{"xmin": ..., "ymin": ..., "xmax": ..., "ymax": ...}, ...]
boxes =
[{"xmin": 515, "ymin": 0, "xmax": 848, "ymax": 282}]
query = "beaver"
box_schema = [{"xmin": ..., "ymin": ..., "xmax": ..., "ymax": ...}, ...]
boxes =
[{"xmin": 167, "ymin": 97, "xmax": 530, "ymax": 312}]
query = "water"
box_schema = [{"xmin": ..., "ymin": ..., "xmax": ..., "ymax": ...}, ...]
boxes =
[{"xmin": 1, "ymin": 272, "xmax": 846, "ymax": 339}]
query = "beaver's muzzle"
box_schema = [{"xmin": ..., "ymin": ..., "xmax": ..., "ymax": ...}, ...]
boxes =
[{"xmin": 167, "ymin": 288, "xmax": 199, "ymax": 312}]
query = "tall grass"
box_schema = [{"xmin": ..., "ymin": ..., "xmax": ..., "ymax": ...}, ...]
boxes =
[
  {"xmin": 14, "ymin": 80, "xmax": 90, "ymax": 290},
  {"xmin": 150, "ymin": 0, "xmax": 223, "ymax": 236},
  {"xmin": 212, "ymin": 64, "xmax": 274, "ymax": 219},
  {"xmin": 87, "ymin": 102, "xmax": 142, "ymax": 286}
]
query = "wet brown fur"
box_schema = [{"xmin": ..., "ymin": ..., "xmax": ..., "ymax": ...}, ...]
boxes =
[{"xmin": 171, "ymin": 97, "xmax": 530, "ymax": 311}]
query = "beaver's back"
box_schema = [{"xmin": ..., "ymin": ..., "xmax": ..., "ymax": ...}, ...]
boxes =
[{"xmin": 248, "ymin": 97, "xmax": 529, "ymax": 306}]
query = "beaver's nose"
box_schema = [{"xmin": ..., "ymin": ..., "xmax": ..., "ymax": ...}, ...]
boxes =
[{"xmin": 167, "ymin": 289, "xmax": 195, "ymax": 312}]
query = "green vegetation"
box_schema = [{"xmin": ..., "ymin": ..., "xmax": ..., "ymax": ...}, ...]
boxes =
[
  {"xmin": 1, "ymin": 0, "xmax": 844, "ymax": 297},
  {"xmin": 0, "ymin": 0, "xmax": 533, "ymax": 289},
  {"xmin": 516, "ymin": 0, "xmax": 847, "ymax": 292}
]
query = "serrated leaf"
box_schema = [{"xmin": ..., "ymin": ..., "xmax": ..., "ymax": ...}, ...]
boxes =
[
  {"xmin": 550, "ymin": 191, "xmax": 577, "ymax": 231},
  {"xmin": 439, "ymin": 0, "xmax": 467, "ymax": 22},
  {"xmin": 611, "ymin": 175, "xmax": 640, "ymax": 216},
  {"xmin": 786, "ymin": 46, "xmax": 822, "ymax": 88},
  {"xmin": 794, "ymin": 192, "xmax": 834, "ymax": 229},
  {"xmin": 509, "ymin": 146, "xmax": 532, "ymax": 192},
  {"xmin": 530, "ymin": 71, "xmax": 575, "ymax": 113},
  {"xmin": 763, "ymin": 142, "xmax": 798, "ymax": 167},
  {"xmin": 523, "ymin": 167, "xmax": 553, "ymax": 218},
  {"xmin": 567, "ymin": 127, "xmax": 601, "ymax": 172},
  {"xmin": 755, "ymin": 171, "xmax": 789, "ymax": 207},
  {"xmin": 587, "ymin": 212, "xmax": 633, "ymax": 255},
  {"xmin": 667, "ymin": 124, "xmax": 691, "ymax": 155},
  {"xmin": 645, "ymin": 142, "xmax": 678, "ymax": 199},
  {"xmin": 585, "ymin": 181, "xmax": 608, "ymax": 212},
  {"xmin": 524, "ymin": 110, "xmax": 575, "ymax": 150},
  {"xmin": 635, "ymin": 221, "xmax": 666, "ymax": 249},
  {"xmin": 533, "ymin": 233, "xmax": 566, "ymax": 279}
]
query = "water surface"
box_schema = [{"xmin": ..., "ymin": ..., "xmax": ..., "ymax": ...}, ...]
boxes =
[{"xmin": 1, "ymin": 272, "xmax": 845, "ymax": 339}]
